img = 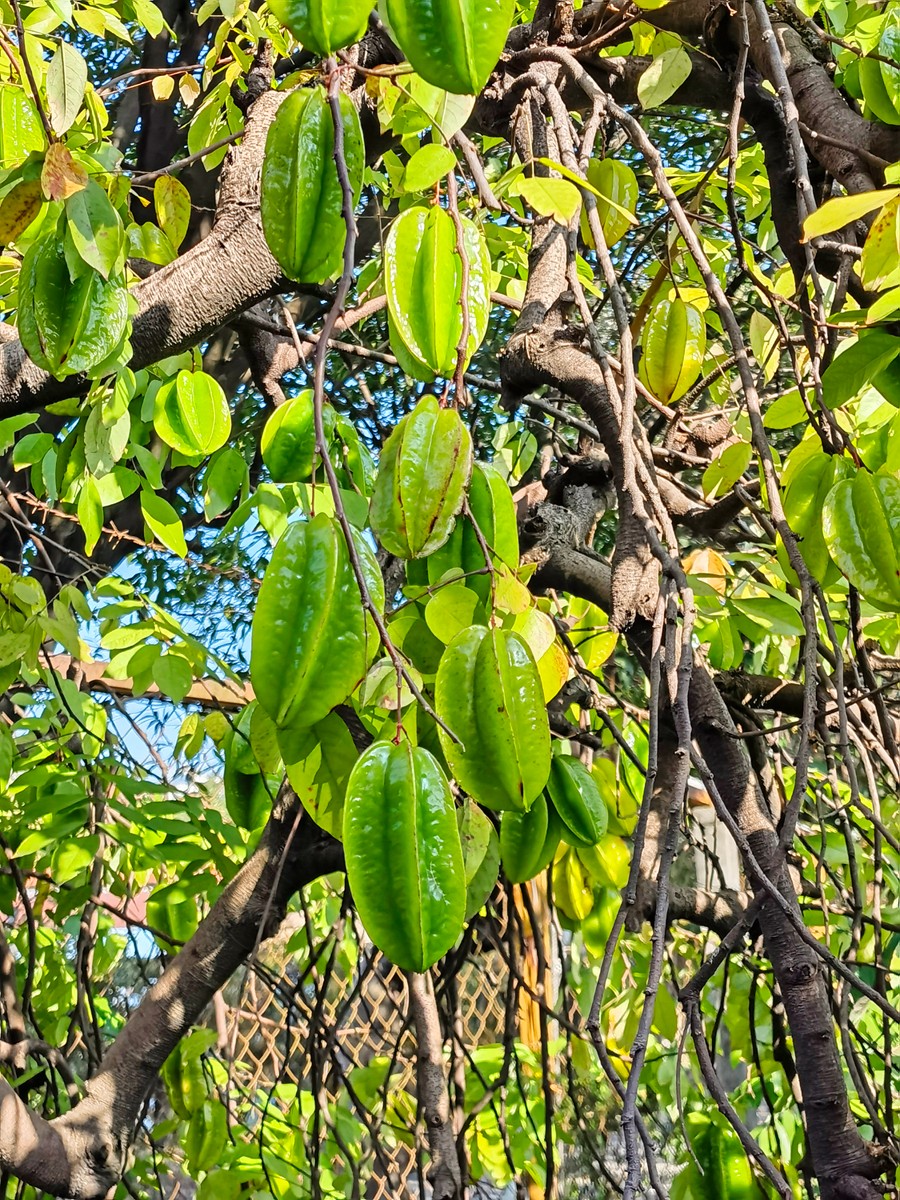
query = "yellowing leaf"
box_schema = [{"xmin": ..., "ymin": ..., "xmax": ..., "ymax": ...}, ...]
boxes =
[
  {"xmin": 41, "ymin": 143, "xmax": 88, "ymax": 201},
  {"xmin": 151, "ymin": 75, "xmax": 176, "ymax": 101},
  {"xmin": 637, "ymin": 47, "xmax": 692, "ymax": 109},
  {"xmin": 0, "ymin": 180, "xmax": 42, "ymax": 245},
  {"xmin": 683, "ymin": 547, "xmax": 730, "ymax": 595},
  {"xmin": 801, "ymin": 188, "xmax": 900, "ymax": 242},
  {"xmin": 512, "ymin": 175, "xmax": 581, "ymax": 224}
]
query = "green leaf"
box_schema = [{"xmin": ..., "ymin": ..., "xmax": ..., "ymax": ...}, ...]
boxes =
[
  {"xmin": 511, "ymin": 175, "xmax": 581, "ymax": 224},
  {"xmin": 781, "ymin": 451, "xmax": 852, "ymax": 585},
  {"xmin": 154, "ymin": 370, "xmax": 231, "ymax": 457},
  {"xmin": 268, "ymin": 0, "xmax": 371, "ymax": 55},
  {"xmin": 141, "ymin": 490, "xmax": 188, "ymax": 557},
  {"xmin": 154, "ymin": 176, "xmax": 191, "ymax": 250},
  {"xmin": 823, "ymin": 471, "xmax": 900, "ymax": 608},
  {"xmin": 250, "ymin": 514, "xmax": 383, "ymax": 730},
  {"xmin": 385, "ymin": 205, "xmax": 491, "ymax": 378},
  {"xmin": 436, "ymin": 626, "xmax": 551, "ymax": 812},
  {"xmin": 261, "ymin": 86, "xmax": 363, "ymax": 283},
  {"xmin": 260, "ymin": 390, "xmax": 326, "ymax": 482},
  {"xmin": 18, "ymin": 234, "xmax": 130, "ymax": 379},
  {"xmin": 78, "ymin": 475, "xmax": 103, "ymax": 555},
  {"xmin": 579, "ymin": 158, "xmax": 639, "ymax": 249},
  {"xmin": 425, "ymin": 583, "xmax": 483, "ymax": 643},
  {"xmin": 801, "ymin": 188, "xmax": 900, "ymax": 241},
  {"xmin": 702, "ymin": 441, "xmax": 752, "ymax": 499},
  {"xmin": 343, "ymin": 740, "xmax": 466, "ymax": 971},
  {"xmin": 46, "ymin": 42, "xmax": 88, "ymax": 135},
  {"xmin": 639, "ymin": 296, "xmax": 706, "ymax": 404},
  {"xmin": 401, "ymin": 142, "xmax": 457, "ymax": 193},
  {"xmin": 370, "ymin": 396, "xmax": 473, "ymax": 558},
  {"xmin": 637, "ymin": 47, "xmax": 692, "ymax": 109},
  {"xmin": 749, "ymin": 310, "xmax": 780, "ymax": 383},
  {"xmin": 153, "ymin": 652, "xmax": 193, "ymax": 702},
  {"xmin": 822, "ymin": 331, "xmax": 900, "ymax": 408},
  {"xmin": 65, "ymin": 180, "xmax": 124, "ymax": 279},
  {"xmin": 500, "ymin": 794, "xmax": 549, "ymax": 883},
  {"xmin": 0, "ymin": 85, "xmax": 44, "ymax": 169},
  {"xmin": 384, "ymin": 0, "xmax": 515, "ymax": 95}
]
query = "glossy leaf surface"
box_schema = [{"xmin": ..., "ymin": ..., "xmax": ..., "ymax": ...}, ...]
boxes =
[
  {"xmin": 823, "ymin": 471, "xmax": 900, "ymax": 609},
  {"xmin": 154, "ymin": 370, "xmax": 231, "ymax": 457},
  {"xmin": 260, "ymin": 390, "xmax": 334, "ymax": 483},
  {"xmin": 547, "ymin": 754, "xmax": 608, "ymax": 848},
  {"xmin": 343, "ymin": 740, "xmax": 465, "ymax": 971},
  {"xmin": 579, "ymin": 158, "xmax": 639, "ymax": 249},
  {"xmin": 436, "ymin": 626, "xmax": 551, "ymax": 812},
  {"xmin": 426, "ymin": 461, "xmax": 519, "ymax": 600},
  {"xmin": 500, "ymin": 794, "xmax": 549, "ymax": 883}
]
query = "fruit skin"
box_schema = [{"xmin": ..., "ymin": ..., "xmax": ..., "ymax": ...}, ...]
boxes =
[
  {"xmin": 500, "ymin": 795, "xmax": 549, "ymax": 884},
  {"xmin": 267, "ymin": 0, "xmax": 371, "ymax": 56},
  {"xmin": 552, "ymin": 847, "xmax": 594, "ymax": 923},
  {"xmin": 260, "ymin": 86, "xmax": 363, "ymax": 283},
  {"xmin": 250, "ymin": 514, "xmax": 383, "ymax": 731},
  {"xmin": 261, "ymin": 391, "xmax": 336, "ymax": 483},
  {"xmin": 369, "ymin": 395, "xmax": 473, "ymax": 558},
  {"xmin": 343, "ymin": 740, "xmax": 466, "ymax": 972},
  {"xmin": 436, "ymin": 626, "xmax": 551, "ymax": 812},
  {"xmin": 383, "ymin": 0, "xmax": 515, "ymax": 95},
  {"xmin": 638, "ymin": 296, "xmax": 706, "ymax": 404},
  {"xmin": 547, "ymin": 754, "xmax": 608, "ymax": 847}
]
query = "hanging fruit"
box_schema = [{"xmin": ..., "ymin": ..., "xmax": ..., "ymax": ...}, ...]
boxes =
[
  {"xmin": 251, "ymin": 514, "xmax": 383, "ymax": 730},
  {"xmin": 260, "ymin": 86, "xmax": 363, "ymax": 283},
  {"xmin": 383, "ymin": 0, "xmax": 515, "ymax": 95},
  {"xmin": 547, "ymin": 754, "xmax": 609, "ymax": 847},
  {"xmin": 369, "ymin": 395, "xmax": 473, "ymax": 558},
  {"xmin": 435, "ymin": 626, "xmax": 551, "ymax": 812},
  {"xmin": 384, "ymin": 204, "xmax": 491, "ymax": 381},
  {"xmin": 267, "ymin": 0, "xmax": 371, "ymax": 56},
  {"xmin": 638, "ymin": 296, "xmax": 706, "ymax": 404},
  {"xmin": 343, "ymin": 740, "xmax": 466, "ymax": 972}
]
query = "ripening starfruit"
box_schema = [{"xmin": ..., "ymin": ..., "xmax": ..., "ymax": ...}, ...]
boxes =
[
  {"xmin": 260, "ymin": 86, "xmax": 363, "ymax": 283},
  {"xmin": 436, "ymin": 626, "xmax": 551, "ymax": 812},
  {"xmin": 638, "ymin": 296, "xmax": 706, "ymax": 404},
  {"xmin": 267, "ymin": 0, "xmax": 371, "ymax": 55},
  {"xmin": 547, "ymin": 754, "xmax": 608, "ymax": 848},
  {"xmin": 553, "ymin": 847, "xmax": 594, "ymax": 923},
  {"xmin": 384, "ymin": 204, "xmax": 491, "ymax": 380},
  {"xmin": 383, "ymin": 0, "xmax": 515, "ymax": 95},
  {"xmin": 425, "ymin": 461, "xmax": 519, "ymax": 601},
  {"xmin": 250, "ymin": 514, "xmax": 383, "ymax": 730},
  {"xmin": 18, "ymin": 234, "xmax": 129, "ymax": 378},
  {"xmin": 343, "ymin": 740, "xmax": 466, "ymax": 971},
  {"xmin": 369, "ymin": 395, "xmax": 473, "ymax": 558},
  {"xmin": 579, "ymin": 158, "xmax": 638, "ymax": 250},
  {"xmin": 823, "ymin": 470, "xmax": 900, "ymax": 610}
]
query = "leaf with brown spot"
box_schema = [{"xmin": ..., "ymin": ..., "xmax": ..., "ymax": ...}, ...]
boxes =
[
  {"xmin": 0, "ymin": 179, "xmax": 43, "ymax": 246},
  {"xmin": 40, "ymin": 143, "xmax": 88, "ymax": 202}
]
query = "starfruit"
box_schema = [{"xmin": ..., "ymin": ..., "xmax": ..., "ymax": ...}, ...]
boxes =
[
  {"xmin": 18, "ymin": 233, "xmax": 129, "ymax": 378},
  {"xmin": 435, "ymin": 626, "xmax": 551, "ymax": 812},
  {"xmin": 552, "ymin": 847, "xmax": 594, "ymax": 923},
  {"xmin": 823, "ymin": 470, "xmax": 900, "ymax": 609},
  {"xmin": 250, "ymin": 514, "xmax": 383, "ymax": 730},
  {"xmin": 384, "ymin": 204, "xmax": 491, "ymax": 380},
  {"xmin": 500, "ymin": 794, "xmax": 561, "ymax": 883},
  {"xmin": 577, "ymin": 835, "xmax": 630, "ymax": 890},
  {"xmin": 384, "ymin": 0, "xmax": 515, "ymax": 95},
  {"xmin": 638, "ymin": 296, "xmax": 706, "ymax": 405},
  {"xmin": 260, "ymin": 86, "xmax": 363, "ymax": 283},
  {"xmin": 343, "ymin": 740, "xmax": 466, "ymax": 972},
  {"xmin": 261, "ymin": 390, "xmax": 336, "ymax": 483},
  {"xmin": 426, "ymin": 461, "xmax": 519, "ymax": 600},
  {"xmin": 547, "ymin": 754, "xmax": 608, "ymax": 847},
  {"xmin": 369, "ymin": 395, "xmax": 473, "ymax": 558},
  {"xmin": 579, "ymin": 159, "xmax": 638, "ymax": 250},
  {"xmin": 267, "ymin": 0, "xmax": 371, "ymax": 55}
]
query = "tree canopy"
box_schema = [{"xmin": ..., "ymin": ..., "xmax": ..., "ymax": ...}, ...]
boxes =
[{"xmin": 0, "ymin": 1, "xmax": 899, "ymax": 1198}]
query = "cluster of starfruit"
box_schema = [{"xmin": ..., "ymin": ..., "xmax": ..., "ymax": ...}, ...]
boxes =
[{"xmin": 243, "ymin": 396, "xmax": 628, "ymax": 973}]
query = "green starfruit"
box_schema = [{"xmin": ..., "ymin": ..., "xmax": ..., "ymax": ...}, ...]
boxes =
[
  {"xmin": 547, "ymin": 754, "xmax": 608, "ymax": 847},
  {"xmin": 343, "ymin": 740, "xmax": 465, "ymax": 971},
  {"xmin": 268, "ymin": 0, "xmax": 371, "ymax": 55},
  {"xmin": 638, "ymin": 296, "xmax": 706, "ymax": 404},
  {"xmin": 261, "ymin": 86, "xmax": 363, "ymax": 283},
  {"xmin": 435, "ymin": 626, "xmax": 551, "ymax": 812},
  {"xmin": 384, "ymin": 0, "xmax": 515, "ymax": 95},
  {"xmin": 369, "ymin": 394, "xmax": 473, "ymax": 558}
]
